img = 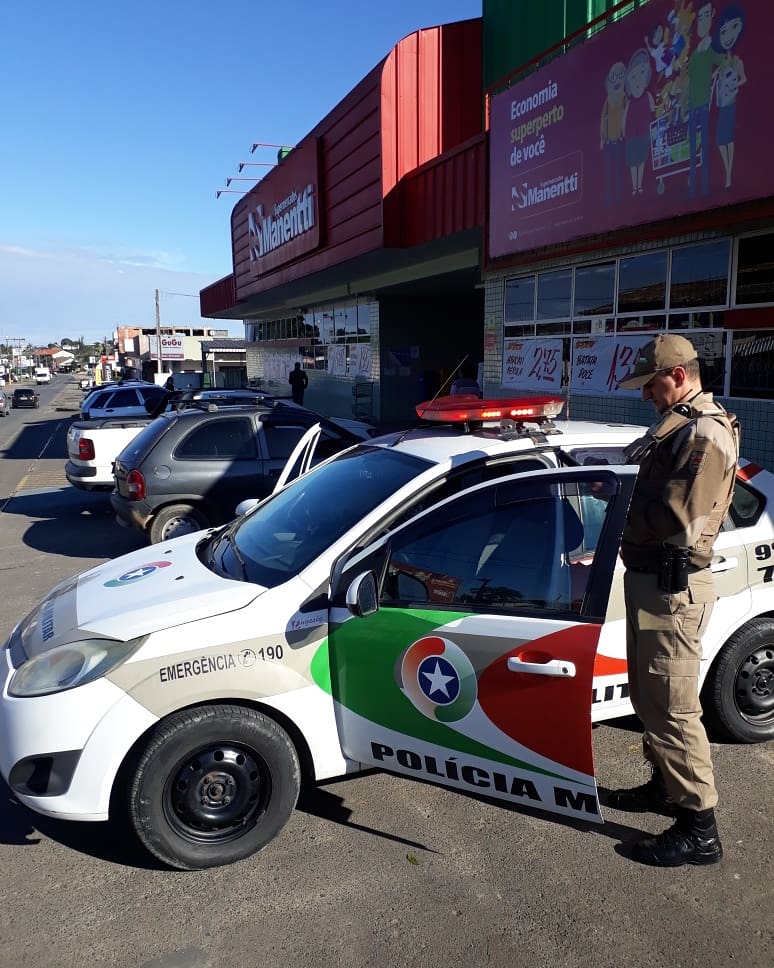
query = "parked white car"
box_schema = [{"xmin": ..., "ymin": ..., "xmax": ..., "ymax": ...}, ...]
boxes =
[{"xmin": 79, "ymin": 382, "xmax": 166, "ymax": 420}]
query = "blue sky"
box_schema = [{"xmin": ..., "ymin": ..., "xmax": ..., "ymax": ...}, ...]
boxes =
[{"xmin": 1, "ymin": 0, "xmax": 480, "ymax": 347}]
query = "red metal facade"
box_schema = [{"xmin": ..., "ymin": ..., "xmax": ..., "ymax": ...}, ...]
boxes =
[
  {"xmin": 381, "ymin": 20, "xmax": 483, "ymax": 195},
  {"xmin": 210, "ymin": 18, "xmax": 483, "ymax": 317},
  {"xmin": 387, "ymin": 133, "xmax": 485, "ymax": 248},
  {"xmin": 200, "ymin": 274, "xmax": 236, "ymax": 319}
]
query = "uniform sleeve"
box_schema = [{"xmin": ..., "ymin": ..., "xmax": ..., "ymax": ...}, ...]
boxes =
[{"xmin": 642, "ymin": 417, "xmax": 736, "ymax": 547}]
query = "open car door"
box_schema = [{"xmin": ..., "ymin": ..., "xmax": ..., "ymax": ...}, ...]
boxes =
[
  {"xmin": 272, "ymin": 423, "xmax": 322, "ymax": 494},
  {"xmin": 326, "ymin": 465, "xmax": 637, "ymax": 825}
]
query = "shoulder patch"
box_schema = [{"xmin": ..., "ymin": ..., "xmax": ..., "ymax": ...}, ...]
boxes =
[{"xmin": 688, "ymin": 450, "xmax": 707, "ymax": 475}]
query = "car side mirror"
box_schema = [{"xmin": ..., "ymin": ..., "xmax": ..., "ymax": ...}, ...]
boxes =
[
  {"xmin": 345, "ymin": 571, "xmax": 379, "ymax": 618},
  {"xmin": 235, "ymin": 498, "xmax": 260, "ymax": 517}
]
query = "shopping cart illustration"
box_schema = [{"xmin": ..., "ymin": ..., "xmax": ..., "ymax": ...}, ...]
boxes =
[{"xmin": 649, "ymin": 113, "xmax": 701, "ymax": 194}]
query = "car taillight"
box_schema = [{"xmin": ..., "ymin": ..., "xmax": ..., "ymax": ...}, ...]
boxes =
[
  {"xmin": 126, "ymin": 469, "xmax": 146, "ymax": 501},
  {"xmin": 78, "ymin": 438, "xmax": 96, "ymax": 461}
]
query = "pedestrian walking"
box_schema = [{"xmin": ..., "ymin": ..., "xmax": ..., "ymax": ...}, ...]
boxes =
[
  {"xmin": 289, "ymin": 362, "xmax": 308, "ymax": 405},
  {"xmin": 609, "ymin": 334, "xmax": 740, "ymax": 867}
]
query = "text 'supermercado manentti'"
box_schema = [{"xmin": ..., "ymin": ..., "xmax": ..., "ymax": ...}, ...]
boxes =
[{"xmin": 200, "ymin": 0, "xmax": 774, "ymax": 468}]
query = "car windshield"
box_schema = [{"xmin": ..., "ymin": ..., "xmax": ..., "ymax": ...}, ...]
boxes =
[{"xmin": 209, "ymin": 445, "xmax": 432, "ymax": 586}]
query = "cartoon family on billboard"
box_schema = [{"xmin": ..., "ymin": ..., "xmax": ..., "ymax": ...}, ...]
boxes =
[{"xmin": 600, "ymin": 1, "xmax": 746, "ymax": 205}]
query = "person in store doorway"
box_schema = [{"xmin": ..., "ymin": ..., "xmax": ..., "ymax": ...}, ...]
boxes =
[
  {"xmin": 289, "ymin": 362, "xmax": 308, "ymax": 405},
  {"xmin": 608, "ymin": 334, "xmax": 739, "ymax": 867},
  {"xmin": 449, "ymin": 363, "xmax": 481, "ymax": 396},
  {"xmin": 165, "ymin": 375, "xmax": 175, "ymax": 391}
]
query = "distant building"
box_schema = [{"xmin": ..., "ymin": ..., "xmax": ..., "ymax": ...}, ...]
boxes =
[
  {"xmin": 200, "ymin": 338, "xmax": 247, "ymax": 389},
  {"xmin": 115, "ymin": 325, "xmax": 231, "ymax": 384}
]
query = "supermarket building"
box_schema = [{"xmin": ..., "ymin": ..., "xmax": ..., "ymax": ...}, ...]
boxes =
[{"xmin": 201, "ymin": 0, "xmax": 774, "ymax": 466}]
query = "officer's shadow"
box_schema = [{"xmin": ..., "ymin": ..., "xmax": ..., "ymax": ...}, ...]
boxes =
[{"xmin": 594, "ymin": 786, "xmax": 674, "ymax": 862}]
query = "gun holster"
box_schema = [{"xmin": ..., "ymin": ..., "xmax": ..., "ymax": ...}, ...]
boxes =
[{"xmin": 658, "ymin": 545, "xmax": 691, "ymax": 593}]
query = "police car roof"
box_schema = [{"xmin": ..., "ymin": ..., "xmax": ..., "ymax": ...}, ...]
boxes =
[{"xmin": 368, "ymin": 419, "xmax": 644, "ymax": 464}]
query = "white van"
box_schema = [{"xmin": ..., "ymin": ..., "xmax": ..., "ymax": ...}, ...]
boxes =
[{"xmin": 35, "ymin": 367, "xmax": 51, "ymax": 384}]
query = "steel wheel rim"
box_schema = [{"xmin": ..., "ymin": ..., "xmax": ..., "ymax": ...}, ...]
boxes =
[
  {"xmin": 163, "ymin": 742, "xmax": 271, "ymax": 844},
  {"xmin": 163, "ymin": 516, "xmax": 201, "ymax": 540},
  {"xmin": 734, "ymin": 643, "xmax": 774, "ymax": 725}
]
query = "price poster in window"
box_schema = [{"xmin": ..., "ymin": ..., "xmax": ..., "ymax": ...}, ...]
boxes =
[
  {"xmin": 571, "ymin": 335, "xmax": 652, "ymax": 395},
  {"xmin": 502, "ymin": 338, "xmax": 563, "ymax": 390},
  {"xmin": 327, "ymin": 344, "xmax": 347, "ymax": 376},
  {"xmin": 265, "ymin": 353, "xmax": 299, "ymax": 382},
  {"xmin": 350, "ymin": 344, "xmax": 372, "ymax": 378}
]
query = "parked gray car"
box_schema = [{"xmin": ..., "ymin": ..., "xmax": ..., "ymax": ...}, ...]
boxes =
[{"xmin": 111, "ymin": 401, "xmax": 371, "ymax": 543}]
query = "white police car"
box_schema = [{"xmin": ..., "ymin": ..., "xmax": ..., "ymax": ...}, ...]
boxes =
[{"xmin": 1, "ymin": 396, "xmax": 772, "ymax": 870}]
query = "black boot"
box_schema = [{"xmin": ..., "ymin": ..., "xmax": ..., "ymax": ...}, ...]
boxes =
[
  {"xmin": 606, "ymin": 766, "xmax": 675, "ymax": 815},
  {"xmin": 632, "ymin": 807, "xmax": 723, "ymax": 867}
]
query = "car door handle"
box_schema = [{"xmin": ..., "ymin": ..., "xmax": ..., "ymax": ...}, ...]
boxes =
[
  {"xmin": 711, "ymin": 556, "xmax": 738, "ymax": 573},
  {"xmin": 507, "ymin": 657, "xmax": 577, "ymax": 678}
]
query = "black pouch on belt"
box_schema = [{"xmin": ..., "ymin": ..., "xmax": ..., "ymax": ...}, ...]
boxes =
[{"xmin": 658, "ymin": 545, "xmax": 690, "ymax": 593}]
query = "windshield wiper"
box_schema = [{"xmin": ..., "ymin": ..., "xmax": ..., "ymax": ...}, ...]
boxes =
[{"xmin": 223, "ymin": 529, "xmax": 249, "ymax": 581}]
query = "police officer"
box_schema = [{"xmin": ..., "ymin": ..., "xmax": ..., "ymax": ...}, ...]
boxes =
[{"xmin": 609, "ymin": 334, "xmax": 739, "ymax": 867}]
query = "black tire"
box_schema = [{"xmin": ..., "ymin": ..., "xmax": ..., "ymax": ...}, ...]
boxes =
[
  {"xmin": 149, "ymin": 503, "xmax": 209, "ymax": 543},
  {"xmin": 127, "ymin": 705, "xmax": 301, "ymax": 870},
  {"xmin": 702, "ymin": 618, "xmax": 774, "ymax": 743}
]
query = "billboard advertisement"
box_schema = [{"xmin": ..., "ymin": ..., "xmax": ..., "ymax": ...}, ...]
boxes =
[
  {"xmin": 149, "ymin": 336, "xmax": 184, "ymax": 360},
  {"xmin": 489, "ymin": 0, "xmax": 773, "ymax": 260}
]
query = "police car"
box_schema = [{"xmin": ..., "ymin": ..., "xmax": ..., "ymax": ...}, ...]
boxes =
[{"xmin": 1, "ymin": 396, "xmax": 772, "ymax": 870}]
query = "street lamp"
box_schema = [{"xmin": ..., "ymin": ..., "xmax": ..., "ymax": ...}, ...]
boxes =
[
  {"xmin": 237, "ymin": 162, "xmax": 274, "ymax": 173},
  {"xmin": 250, "ymin": 141, "xmax": 291, "ymax": 153}
]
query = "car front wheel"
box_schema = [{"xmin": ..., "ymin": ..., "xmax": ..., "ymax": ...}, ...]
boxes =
[
  {"xmin": 127, "ymin": 705, "xmax": 301, "ymax": 870},
  {"xmin": 702, "ymin": 618, "xmax": 774, "ymax": 743},
  {"xmin": 149, "ymin": 504, "xmax": 209, "ymax": 543}
]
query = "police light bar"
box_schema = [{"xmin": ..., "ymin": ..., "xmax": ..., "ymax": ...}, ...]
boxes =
[{"xmin": 416, "ymin": 395, "xmax": 565, "ymax": 423}]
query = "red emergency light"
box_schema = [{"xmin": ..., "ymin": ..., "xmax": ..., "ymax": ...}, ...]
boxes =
[{"xmin": 416, "ymin": 395, "xmax": 565, "ymax": 424}]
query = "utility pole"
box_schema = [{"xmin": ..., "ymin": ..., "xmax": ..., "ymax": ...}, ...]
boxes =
[{"xmin": 155, "ymin": 288, "xmax": 162, "ymax": 375}]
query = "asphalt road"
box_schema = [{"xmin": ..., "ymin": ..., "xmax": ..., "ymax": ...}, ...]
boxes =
[{"xmin": 0, "ymin": 379, "xmax": 772, "ymax": 968}]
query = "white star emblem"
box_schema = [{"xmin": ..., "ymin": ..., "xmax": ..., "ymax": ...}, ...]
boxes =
[
  {"xmin": 421, "ymin": 660, "xmax": 455, "ymax": 698},
  {"xmin": 121, "ymin": 566, "xmax": 153, "ymax": 580}
]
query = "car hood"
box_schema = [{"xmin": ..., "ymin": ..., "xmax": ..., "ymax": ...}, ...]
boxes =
[{"xmin": 19, "ymin": 533, "xmax": 265, "ymax": 654}]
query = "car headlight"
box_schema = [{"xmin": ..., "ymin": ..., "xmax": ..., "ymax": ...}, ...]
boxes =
[{"xmin": 8, "ymin": 636, "xmax": 146, "ymax": 697}]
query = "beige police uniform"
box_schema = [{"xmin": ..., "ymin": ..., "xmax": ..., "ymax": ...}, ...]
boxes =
[{"xmin": 620, "ymin": 392, "xmax": 739, "ymax": 811}]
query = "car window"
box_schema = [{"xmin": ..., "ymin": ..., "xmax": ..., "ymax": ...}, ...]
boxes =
[
  {"xmin": 104, "ymin": 388, "xmax": 141, "ymax": 408},
  {"xmin": 262, "ymin": 423, "xmax": 310, "ymax": 460},
  {"xmin": 140, "ymin": 387, "xmax": 165, "ymax": 403},
  {"xmin": 381, "ymin": 477, "xmax": 615, "ymax": 616},
  {"xmin": 175, "ymin": 417, "xmax": 257, "ymax": 459},
  {"xmin": 565, "ymin": 446, "xmax": 629, "ymax": 466},
  {"xmin": 85, "ymin": 390, "xmax": 111, "ymax": 409},
  {"xmin": 727, "ymin": 477, "xmax": 765, "ymax": 529}
]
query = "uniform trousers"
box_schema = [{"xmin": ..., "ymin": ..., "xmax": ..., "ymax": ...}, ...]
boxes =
[{"xmin": 623, "ymin": 568, "xmax": 718, "ymax": 810}]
